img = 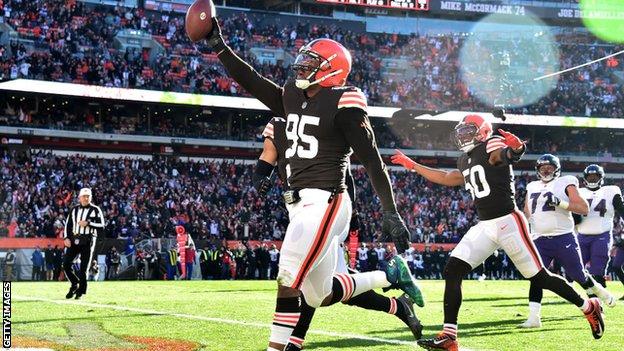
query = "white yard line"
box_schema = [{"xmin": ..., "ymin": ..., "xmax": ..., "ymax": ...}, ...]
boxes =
[{"xmin": 14, "ymin": 296, "xmax": 478, "ymax": 350}]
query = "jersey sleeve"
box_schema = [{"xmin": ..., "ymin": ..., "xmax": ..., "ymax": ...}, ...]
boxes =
[
  {"xmin": 262, "ymin": 118, "xmax": 276, "ymax": 140},
  {"xmin": 561, "ymin": 175, "xmax": 580, "ymax": 189},
  {"xmin": 485, "ymin": 136, "xmax": 506, "ymax": 154},
  {"xmin": 610, "ymin": 185, "xmax": 622, "ymax": 197},
  {"xmin": 337, "ymin": 88, "xmax": 368, "ymax": 114}
]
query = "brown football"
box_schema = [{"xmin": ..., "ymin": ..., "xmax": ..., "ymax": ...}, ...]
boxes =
[{"xmin": 185, "ymin": 0, "xmax": 215, "ymax": 42}]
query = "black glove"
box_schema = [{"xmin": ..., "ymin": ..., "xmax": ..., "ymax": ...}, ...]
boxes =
[
  {"xmin": 252, "ymin": 174, "xmax": 272, "ymax": 196},
  {"xmin": 252, "ymin": 159, "xmax": 274, "ymax": 196},
  {"xmin": 205, "ymin": 18, "xmax": 226, "ymax": 53},
  {"xmin": 381, "ymin": 211, "xmax": 410, "ymax": 254},
  {"xmin": 544, "ymin": 192, "xmax": 568, "ymax": 210},
  {"xmin": 349, "ymin": 211, "xmax": 360, "ymax": 232}
]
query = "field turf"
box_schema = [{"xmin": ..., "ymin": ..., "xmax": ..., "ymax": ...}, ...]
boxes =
[{"xmin": 9, "ymin": 280, "xmax": 624, "ymax": 351}]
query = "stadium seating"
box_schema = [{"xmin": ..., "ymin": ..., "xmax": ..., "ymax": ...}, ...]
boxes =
[{"xmin": 0, "ymin": 0, "xmax": 622, "ymax": 118}]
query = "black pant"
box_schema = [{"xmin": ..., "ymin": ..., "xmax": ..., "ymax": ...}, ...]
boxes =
[
  {"xmin": 32, "ymin": 266, "xmax": 42, "ymax": 281},
  {"xmin": 63, "ymin": 236, "xmax": 95, "ymax": 294}
]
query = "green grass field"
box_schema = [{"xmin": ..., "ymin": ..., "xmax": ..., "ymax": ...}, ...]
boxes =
[{"xmin": 9, "ymin": 280, "xmax": 624, "ymax": 351}]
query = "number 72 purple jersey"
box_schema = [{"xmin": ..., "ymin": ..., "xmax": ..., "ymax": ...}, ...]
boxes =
[{"xmin": 526, "ymin": 175, "xmax": 578, "ymax": 237}]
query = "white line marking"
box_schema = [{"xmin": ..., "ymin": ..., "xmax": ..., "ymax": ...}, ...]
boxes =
[
  {"xmin": 533, "ymin": 48, "xmax": 624, "ymax": 81},
  {"xmin": 14, "ymin": 296, "xmax": 478, "ymax": 350}
]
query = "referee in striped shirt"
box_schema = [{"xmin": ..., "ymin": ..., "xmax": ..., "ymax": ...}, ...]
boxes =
[{"xmin": 63, "ymin": 188, "xmax": 105, "ymax": 299}]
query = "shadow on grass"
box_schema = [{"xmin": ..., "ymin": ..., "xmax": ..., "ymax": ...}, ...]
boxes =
[
  {"xmin": 462, "ymin": 296, "xmax": 525, "ymax": 303},
  {"xmin": 491, "ymin": 300, "xmax": 569, "ymax": 308},
  {"xmin": 304, "ymin": 337, "xmax": 405, "ymax": 350},
  {"xmin": 194, "ymin": 289, "xmax": 276, "ymax": 293}
]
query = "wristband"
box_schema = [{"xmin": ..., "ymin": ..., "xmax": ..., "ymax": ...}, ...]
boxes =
[{"xmin": 557, "ymin": 200, "xmax": 570, "ymax": 210}]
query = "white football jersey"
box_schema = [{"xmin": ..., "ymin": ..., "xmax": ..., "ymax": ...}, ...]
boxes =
[
  {"xmin": 577, "ymin": 185, "xmax": 622, "ymax": 235},
  {"xmin": 357, "ymin": 247, "xmax": 368, "ymax": 260},
  {"xmin": 526, "ymin": 175, "xmax": 578, "ymax": 237}
]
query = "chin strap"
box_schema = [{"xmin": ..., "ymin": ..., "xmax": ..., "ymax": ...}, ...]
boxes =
[
  {"xmin": 295, "ymin": 53, "xmax": 341, "ymax": 89},
  {"xmin": 295, "ymin": 69, "xmax": 343, "ymax": 89}
]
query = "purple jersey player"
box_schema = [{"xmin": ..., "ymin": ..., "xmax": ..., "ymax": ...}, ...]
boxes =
[
  {"xmin": 519, "ymin": 155, "xmax": 616, "ymax": 329},
  {"xmin": 576, "ymin": 164, "xmax": 624, "ymax": 300}
]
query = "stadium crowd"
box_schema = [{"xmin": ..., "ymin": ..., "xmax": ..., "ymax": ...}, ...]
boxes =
[
  {"xmin": 1, "ymin": 148, "xmax": 622, "ymax": 281},
  {"xmin": 0, "ymin": 1, "xmax": 623, "ymax": 118},
  {"xmin": 2, "ymin": 150, "xmax": 622, "ymax": 244},
  {"xmin": 2, "ymin": 98, "xmax": 624, "ymax": 157}
]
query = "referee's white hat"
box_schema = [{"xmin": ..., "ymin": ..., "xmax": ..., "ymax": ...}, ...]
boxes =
[{"xmin": 79, "ymin": 188, "xmax": 92, "ymax": 198}]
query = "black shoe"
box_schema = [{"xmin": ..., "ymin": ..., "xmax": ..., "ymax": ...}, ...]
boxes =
[
  {"xmin": 619, "ymin": 295, "xmax": 624, "ymax": 301},
  {"xmin": 397, "ymin": 294, "xmax": 423, "ymax": 340},
  {"xmin": 74, "ymin": 292, "xmax": 83, "ymax": 300},
  {"xmin": 66, "ymin": 285, "xmax": 78, "ymax": 299}
]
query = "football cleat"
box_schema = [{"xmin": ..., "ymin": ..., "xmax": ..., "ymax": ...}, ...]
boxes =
[
  {"xmin": 518, "ymin": 316, "xmax": 542, "ymax": 329},
  {"xmin": 417, "ymin": 332, "xmax": 459, "ymax": 351},
  {"xmin": 597, "ymin": 291, "xmax": 616, "ymax": 308},
  {"xmin": 584, "ymin": 298, "xmax": 605, "ymax": 339},
  {"xmin": 384, "ymin": 256, "xmax": 425, "ymax": 307},
  {"xmin": 619, "ymin": 295, "xmax": 624, "ymax": 301},
  {"xmin": 397, "ymin": 294, "xmax": 423, "ymax": 340},
  {"xmin": 65, "ymin": 285, "xmax": 78, "ymax": 299}
]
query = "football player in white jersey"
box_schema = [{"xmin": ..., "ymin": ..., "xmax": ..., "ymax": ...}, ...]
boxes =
[
  {"xmin": 519, "ymin": 155, "xmax": 615, "ymax": 328},
  {"xmin": 577, "ymin": 165, "xmax": 624, "ymax": 293}
]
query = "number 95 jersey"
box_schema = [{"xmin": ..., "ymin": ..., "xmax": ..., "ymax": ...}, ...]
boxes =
[
  {"xmin": 281, "ymin": 80, "xmax": 367, "ymax": 191},
  {"xmin": 457, "ymin": 136, "xmax": 517, "ymax": 220},
  {"xmin": 577, "ymin": 185, "xmax": 622, "ymax": 235},
  {"xmin": 526, "ymin": 175, "xmax": 578, "ymax": 237}
]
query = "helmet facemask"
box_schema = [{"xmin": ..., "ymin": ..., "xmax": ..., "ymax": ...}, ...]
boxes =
[
  {"xmin": 584, "ymin": 173, "xmax": 603, "ymax": 190},
  {"xmin": 537, "ymin": 164, "xmax": 558, "ymax": 182},
  {"xmin": 454, "ymin": 122, "xmax": 480, "ymax": 153},
  {"xmin": 293, "ymin": 49, "xmax": 342, "ymax": 90}
]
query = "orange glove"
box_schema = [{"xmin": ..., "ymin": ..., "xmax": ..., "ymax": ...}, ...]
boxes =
[
  {"xmin": 498, "ymin": 129, "xmax": 524, "ymax": 150},
  {"xmin": 391, "ymin": 149, "xmax": 417, "ymax": 171}
]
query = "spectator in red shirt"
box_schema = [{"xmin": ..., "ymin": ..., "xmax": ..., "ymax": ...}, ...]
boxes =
[{"xmin": 185, "ymin": 243, "xmax": 196, "ymax": 280}]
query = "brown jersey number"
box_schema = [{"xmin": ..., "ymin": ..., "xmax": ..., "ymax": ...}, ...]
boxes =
[
  {"xmin": 284, "ymin": 113, "xmax": 320, "ymax": 179},
  {"xmin": 462, "ymin": 165, "xmax": 491, "ymax": 199}
]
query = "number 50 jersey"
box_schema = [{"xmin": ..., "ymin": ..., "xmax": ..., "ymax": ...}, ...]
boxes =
[
  {"xmin": 457, "ymin": 136, "xmax": 517, "ymax": 220},
  {"xmin": 577, "ymin": 185, "xmax": 622, "ymax": 235}
]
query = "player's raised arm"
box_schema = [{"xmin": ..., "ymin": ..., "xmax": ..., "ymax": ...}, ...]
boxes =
[
  {"xmin": 205, "ymin": 18, "xmax": 285, "ymax": 116},
  {"xmin": 391, "ymin": 150, "xmax": 464, "ymax": 186},
  {"xmin": 488, "ymin": 129, "xmax": 526, "ymax": 167},
  {"xmin": 335, "ymin": 108, "xmax": 410, "ymax": 252}
]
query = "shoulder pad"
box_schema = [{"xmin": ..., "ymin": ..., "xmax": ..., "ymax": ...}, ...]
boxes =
[
  {"xmin": 485, "ymin": 136, "xmax": 506, "ymax": 154},
  {"xmin": 606, "ymin": 185, "xmax": 622, "ymax": 196},
  {"xmin": 337, "ymin": 87, "xmax": 367, "ymax": 113},
  {"xmin": 262, "ymin": 117, "xmax": 281, "ymax": 139},
  {"xmin": 559, "ymin": 175, "xmax": 579, "ymax": 187}
]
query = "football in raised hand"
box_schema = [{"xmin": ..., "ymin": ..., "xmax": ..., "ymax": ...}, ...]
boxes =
[{"xmin": 185, "ymin": 0, "xmax": 215, "ymax": 42}]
